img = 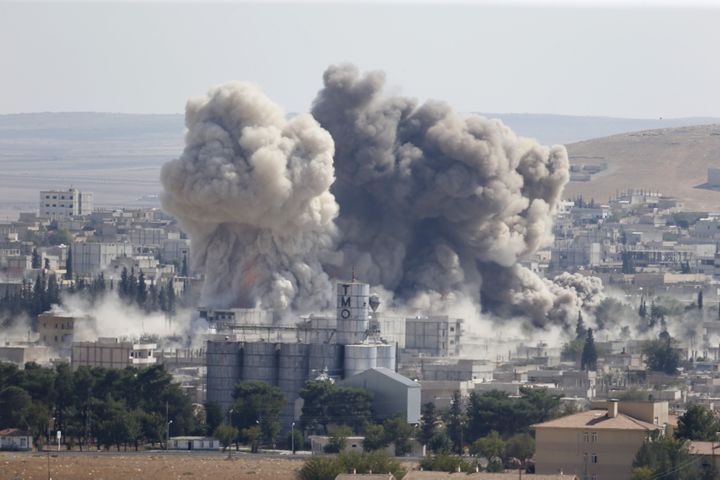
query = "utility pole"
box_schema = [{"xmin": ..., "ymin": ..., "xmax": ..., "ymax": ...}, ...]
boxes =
[
  {"xmin": 165, "ymin": 401, "xmax": 169, "ymax": 451},
  {"xmin": 291, "ymin": 422, "xmax": 295, "ymax": 455}
]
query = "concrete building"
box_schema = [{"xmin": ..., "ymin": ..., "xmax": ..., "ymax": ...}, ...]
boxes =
[
  {"xmin": 39, "ymin": 188, "xmax": 93, "ymax": 219},
  {"xmin": 168, "ymin": 436, "xmax": 220, "ymax": 451},
  {"xmin": 71, "ymin": 242, "xmax": 133, "ymax": 275},
  {"xmin": 404, "ymin": 315, "xmax": 462, "ymax": 357},
  {"xmin": 0, "ymin": 429, "xmax": 33, "ymax": 451},
  {"xmin": 205, "ymin": 281, "xmax": 397, "ymax": 427},
  {"xmin": 339, "ymin": 367, "xmax": 421, "ymax": 424},
  {"xmin": 37, "ymin": 312, "xmax": 79, "ymax": 354},
  {"xmin": 0, "ymin": 344, "xmax": 50, "ymax": 366},
  {"xmin": 533, "ymin": 400, "xmax": 667, "ymax": 479},
  {"xmin": 71, "ymin": 337, "xmax": 157, "ymax": 370}
]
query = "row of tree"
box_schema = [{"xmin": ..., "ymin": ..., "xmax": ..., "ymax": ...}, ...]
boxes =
[{"xmin": 0, "ymin": 362, "xmax": 199, "ymax": 451}]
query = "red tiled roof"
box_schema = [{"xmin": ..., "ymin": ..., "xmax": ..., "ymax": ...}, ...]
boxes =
[
  {"xmin": 0, "ymin": 428, "xmax": 31, "ymax": 437},
  {"xmin": 532, "ymin": 410, "xmax": 659, "ymax": 431}
]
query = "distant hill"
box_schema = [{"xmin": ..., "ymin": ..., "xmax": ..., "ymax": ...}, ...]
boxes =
[
  {"xmin": 481, "ymin": 113, "xmax": 720, "ymax": 145},
  {"xmin": 564, "ymin": 124, "xmax": 720, "ymax": 210},
  {"xmin": 2, "ymin": 112, "xmax": 720, "ymax": 216}
]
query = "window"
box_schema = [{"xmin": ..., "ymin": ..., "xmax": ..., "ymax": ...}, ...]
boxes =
[
  {"xmin": 583, "ymin": 432, "xmax": 589, "ymax": 442},
  {"xmin": 591, "ymin": 432, "xmax": 598, "ymax": 442},
  {"xmin": 591, "ymin": 453, "xmax": 598, "ymax": 464}
]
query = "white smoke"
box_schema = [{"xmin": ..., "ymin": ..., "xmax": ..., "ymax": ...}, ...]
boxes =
[{"xmin": 161, "ymin": 82, "xmax": 339, "ymax": 313}]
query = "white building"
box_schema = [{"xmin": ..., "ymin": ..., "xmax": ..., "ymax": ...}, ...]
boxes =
[
  {"xmin": 168, "ymin": 436, "xmax": 220, "ymax": 451},
  {"xmin": 71, "ymin": 337, "xmax": 157, "ymax": 370},
  {"xmin": 71, "ymin": 242, "xmax": 133, "ymax": 275},
  {"xmin": 39, "ymin": 188, "xmax": 93, "ymax": 219}
]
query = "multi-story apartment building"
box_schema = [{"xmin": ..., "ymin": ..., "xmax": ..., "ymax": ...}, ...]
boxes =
[
  {"xmin": 404, "ymin": 315, "xmax": 462, "ymax": 357},
  {"xmin": 533, "ymin": 400, "xmax": 668, "ymax": 480},
  {"xmin": 39, "ymin": 188, "xmax": 93, "ymax": 219},
  {"xmin": 71, "ymin": 241, "xmax": 133, "ymax": 275}
]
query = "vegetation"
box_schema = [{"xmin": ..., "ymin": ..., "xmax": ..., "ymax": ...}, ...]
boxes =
[
  {"xmin": 643, "ymin": 334, "xmax": 681, "ymax": 375},
  {"xmin": 299, "ymin": 379, "xmax": 373, "ymax": 434},
  {"xmin": 0, "ymin": 362, "xmax": 197, "ymax": 450},
  {"xmin": 298, "ymin": 451, "xmax": 405, "ymax": 480},
  {"xmin": 580, "ymin": 328, "xmax": 598, "ymax": 371},
  {"xmin": 631, "ymin": 433, "xmax": 700, "ymax": 480},
  {"xmin": 419, "ymin": 454, "xmax": 476, "ymax": 473},
  {"xmin": 229, "ymin": 380, "xmax": 285, "ymax": 448},
  {"xmin": 675, "ymin": 405, "xmax": 720, "ymax": 442}
]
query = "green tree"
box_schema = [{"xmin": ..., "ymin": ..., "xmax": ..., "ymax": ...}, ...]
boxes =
[
  {"xmin": 575, "ymin": 311, "xmax": 587, "ymax": 339},
  {"xmin": 629, "ymin": 466, "xmax": 656, "ymax": 480},
  {"xmin": 676, "ymin": 405, "xmax": 720, "ymax": 441},
  {"xmin": 214, "ymin": 424, "xmax": 238, "ymax": 452},
  {"xmin": 299, "ymin": 380, "xmax": 373, "ymax": 434},
  {"xmin": 31, "ymin": 248, "xmax": 41, "ymax": 269},
  {"xmin": 362, "ymin": 423, "xmax": 388, "ymax": 452},
  {"xmin": 643, "ymin": 335, "xmax": 681, "ymax": 375},
  {"xmin": 65, "ymin": 247, "xmax": 73, "ymax": 280},
  {"xmin": 632, "ymin": 433, "xmax": 699, "ymax": 480},
  {"xmin": 337, "ymin": 451, "xmax": 405, "ymax": 478},
  {"xmin": 298, "ymin": 456, "xmax": 342, "ymax": 480},
  {"xmin": 383, "ymin": 416, "xmax": 414, "ymax": 456},
  {"xmin": 419, "ymin": 454, "xmax": 474, "ymax": 473},
  {"xmin": 417, "ymin": 402, "xmax": 438, "ymax": 449},
  {"xmin": 242, "ymin": 425, "xmax": 261, "ymax": 453},
  {"xmin": 324, "ymin": 425, "xmax": 352, "ymax": 453},
  {"xmin": 230, "ymin": 380, "xmax": 285, "ymax": 447},
  {"xmin": 447, "ymin": 390, "xmax": 465, "ymax": 454},
  {"xmin": 470, "ymin": 430, "xmax": 505, "ymax": 460},
  {"xmin": 581, "ymin": 328, "xmax": 598, "ymax": 371},
  {"xmin": 204, "ymin": 401, "xmax": 223, "ymax": 435},
  {"xmin": 504, "ymin": 432, "xmax": 535, "ymax": 463},
  {"xmin": 0, "ymin": 386, "xmax": 32, "ymax": 428}
]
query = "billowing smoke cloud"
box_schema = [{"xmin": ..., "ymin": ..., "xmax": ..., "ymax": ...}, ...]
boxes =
[
  {"xmin": 312, "ymin": 64, "xmax": 595, "ymax": 326},
  {"xmin": 161, "ymin": 65, "xmax": 604, "ymax": 327},
  {"xmin": 161, "ymin": 82, "xmax": 339, "ymax": 312}
]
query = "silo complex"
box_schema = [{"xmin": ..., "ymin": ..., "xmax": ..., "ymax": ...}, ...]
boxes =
[{"xmin": 205, "ymin": 280, "xmax": 397, "ymax": 427}]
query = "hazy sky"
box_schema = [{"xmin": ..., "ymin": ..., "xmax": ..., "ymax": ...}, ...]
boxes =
[{"xmin": 1, "ymin": 1, "xmax": 719, "ymax": 118}]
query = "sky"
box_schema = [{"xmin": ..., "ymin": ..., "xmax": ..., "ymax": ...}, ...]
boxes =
[{"xmin": 1, "ymin": 1, "xmax": 719, "ymax": 118}]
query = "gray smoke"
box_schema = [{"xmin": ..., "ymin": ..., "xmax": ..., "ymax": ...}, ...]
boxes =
[
  {"xmin": 161, "ymin": 65, "xmax": 604, "ymax": 327},
  {"xmin": 312, "ymin": 64, "xmax": 598, "ymax": 326},
  {"xmin": 161, "ymin": 82, "xmax": 339, "ymax": 312}
]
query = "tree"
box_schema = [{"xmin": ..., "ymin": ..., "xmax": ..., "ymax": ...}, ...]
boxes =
[
  {"xmin": 632, "ymin": 433, "xmax": 699, "ymax": 480},
  {"xmin": 0, "ymin": 386, "xmax": 32, "ymax": 428},
  {"xmin": 470, "ymin": 431, "xmax": 504, "ymax": 460},
  {"xmin": 418, "ymin": 402, "xmax": 438, "ymax": 449},
  {"xmin": 214, "ymin": 424, "xmax": 238, "ymax": 452},
  {"xmin": 362, "ymin": 424, "xmax": 388, "ymax": 452},
  {"xmin": 575, "ymin": 311, "xmax": 587, "ymax": 340},
  {"xmin": 229, "ymin": 380, "xmax": 285, "ymax": 447},
  {"xmin": 65, "ymin": 247, "xmax": 73, "ymax": 280},
  {"xmin": 31, "ymin": 248, "xmax": 41, "ymax": 269},
  {"xmin": 181, "ymin": 253, "xmax": 189, "ymax": 277},
  {"xmin": 136, "ymin": 272, "xmax": 147, "ymax": 306},
  {"xmin": 505, "ymin": 433, "xmax": 535, "ymax": 464},
  {"xmin": 676, "ymin": 405, "xmax": 720, "ymax": 441},
  {"xmin": 643, "ymin": 335, "xmax": 681, "ymax": 375},
  {"xmin": 698, "ymin": 290, "xmax": 704, "ymax": 310},
  {"xmin": 581, "ymin": 328, "xmax": 598, "ymax": 371},
  {"xmin": 298, "ymin": 456, "xmax": 343, "ymax": 480},
  {"xmin": 447, "ymin": 390, "xmax": 465, "ymax": 454},
  {"xmin": 324, "ymin": 425, "xmax": 352, "ymax": 453},
  {"xmin": 299, "ymin": 380, "xmax": 373, "ymax": 434},
  {"xmin": 204, "ymin": 401, "xmax": 223, "ymax": 435},
  {"xmin": 420, "ymin": 454, "xmax": 474, "ymax": 473},
  {"xmin": 298, "ymin": 451, "xmax": 404, "ymax": 480},
  {"xmin": 383, "ymin": 417, "xmax": 414, "ymax": 456}
]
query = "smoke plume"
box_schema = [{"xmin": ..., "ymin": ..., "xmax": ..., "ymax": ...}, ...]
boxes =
[
  {"xmin": 161, "ymin": 82, "xmax": 339, "ymax": 312},
  {"xmin": 161, "ymin": 65, "xmax": 604, "ymax": 327},
  {"xmin": 312, "ymin": 64, "xmax": 592, "ymax": 326}
]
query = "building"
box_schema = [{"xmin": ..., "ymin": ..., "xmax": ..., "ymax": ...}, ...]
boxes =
[
  {"xmin": 37, "ymin": 312, "xmax": 79, "ymax": 354},
  {"xmin": 339, "ymin": 367, "xmax": 421, "ymax": 424},
  {"xmin": 533, "ymin": 400, "xmax": 667, "ymax": 479},
  {"xmin": 205, "ymin": 281, "xmax": 397, "ymax": 427},
  {"xmin": 39, "ymin": 188, "xmax": 93, "ymax": 219},
  {"xmin": 168, "ymin": 436, "xmax": 220, "ymax": 451},
  {"xmin": 71, "ymin": 337, "xmax": 157, "ymax": 370},
  {"xmin": 404, "ymin": 315, "xmax": 462, "ymax": 357},
  {"xmin": 0, "ymin": 344, "xmax": 50, "ymax": 366},
  {"xmin": 0, "ymin": 429, "xmax": 33, "ymax": 451},
  {"xmin": 71, "ymin": 242, "xmax": 133, "ymax": 275}
]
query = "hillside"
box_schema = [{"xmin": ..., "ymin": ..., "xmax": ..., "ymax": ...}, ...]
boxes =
[{"xmin": 564, "ymin": 124, "xmax": 720, "ymax": 210}]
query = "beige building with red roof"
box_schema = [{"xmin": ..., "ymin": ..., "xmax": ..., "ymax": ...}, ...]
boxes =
[{"xmin": 532, "ymin": 400, "xmax": 668, "ymax": 480}]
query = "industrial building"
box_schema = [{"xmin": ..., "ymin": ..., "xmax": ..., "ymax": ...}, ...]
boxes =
[
  {"xmin": 71, "ymin": 337, "xmax": 157, "ymax": 370},
  {"xmin": 338, "ymin": 367, "xmax": 421, "ymax": 424},
  {"xmin": 70, "ymin": 241, "xmax": 133, "ymax": 275},
  {"xmin": 205, "ymin": 281, "xmax": 397, "ymax": 426},
  {"xmin": 39, "ymin": 188, "xmax": 93, "ymax": 219}
]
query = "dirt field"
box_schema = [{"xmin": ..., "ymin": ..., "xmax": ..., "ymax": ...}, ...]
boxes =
[{"xmin": 0, "ymin": 452, "xmax": 306, "ymax": 480}]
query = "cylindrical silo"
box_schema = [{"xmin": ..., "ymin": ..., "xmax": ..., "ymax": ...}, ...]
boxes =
[
  {"xmin": 206, "ymin": 340, "xmax": 243, "ymax": 411},
  {"xmin": 375, "ymin": 343, "xmax": 396, "ymax": 371},
  {"xmin": 242, "ymin": 342, "xmax": 279, "ymax": 385},
  {"xmin": 344, "ymin": 344, "xmax": 377, "ymax": 378},
  {"xmin": 336, "ymin": 282, "xmax": 370, "ymax": 345}
]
